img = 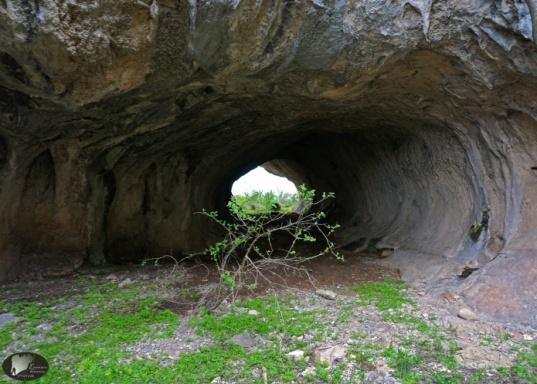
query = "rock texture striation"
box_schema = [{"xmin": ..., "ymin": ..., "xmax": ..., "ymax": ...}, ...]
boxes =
[{"xmin": 1, "ymin": 0, "xmax": 537, "ymax": 326}]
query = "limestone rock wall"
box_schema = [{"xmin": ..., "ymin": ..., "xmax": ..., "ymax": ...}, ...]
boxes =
[{"xmin": 1, "ymin": 0, "xmax": 537, "ymax": 325}]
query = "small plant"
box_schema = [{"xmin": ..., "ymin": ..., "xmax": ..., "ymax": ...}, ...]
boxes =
[
  {"xmin": 199, "ymin": 185, "xmax": 342, "ymax": 306},
  {"xmin": 469, "ymin": 209, "xmax": 490, "ymax": 241},
  {"xmin": 384, "ymin": 346, "xmax": 422, "ymax": 381}
]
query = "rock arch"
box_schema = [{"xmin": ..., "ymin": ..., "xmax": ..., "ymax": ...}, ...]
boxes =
[{"xmin": 0, "ymin": 0, "xmax": 537, "ymax": 325}]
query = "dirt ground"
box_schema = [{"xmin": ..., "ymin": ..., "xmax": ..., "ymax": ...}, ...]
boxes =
[{"xmin": 1, "ymin": 254, "xmax": 536, "ymax": 383}]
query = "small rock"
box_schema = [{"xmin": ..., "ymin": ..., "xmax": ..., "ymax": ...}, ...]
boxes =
[
  {"xmin": 210, "ymin": 377, "xmax": 224, "ymax": 384},
  {"xmin": 230, "ymin": 334, "xmax": 260, "ymax": 351},
  {"xmin": 523, "ymin": 334, "xmax": 534, "ymax": 341},
  {"xmin": 105, "ymin": 273, "xmax": 119, "ymax": 281},
  {"xmin": 364, "ymin": 370, "xmax": 399, "ymax": 384},
  {"xmin": 118, "ymin": 278, "xmax": 134, "ymax": 288},
  {"xmin": 251, "ymin": 367, "xmax": 263, "ymax": 377},
  {"xmin": 440, "ymin": 291, "xmax": 456, "ymax": 303},
  {"xmin": 36, "ymin": 322, "xmax": 52, "ymax": 332},
  {"xmin": 378, "ymin": 248, "xmax": 394, "ymax": 258},
  {"xmin": 458, "ymin": 307, "xmax": 478, "ymax": 321},
  {"xmin": 301, "ymin": 366, "xmax": 316, "ymax": 377},
  {"xmin": 248, "ymin": 309, "xmax": 259, "ymax": 316},
  {"xmin": 313, "ymin": 345, "xmax": 346, "ymax": 367},
  {"xmin": 287, "ymin": 350, "xmax": 305, "ymax": 361},
  {"xmin": 316, "ymin": 289, "xmax": 337, "ymax": 300},
  {"xmin": 0, "ymin": 313, "xmax": 18, "ymax": 328}
]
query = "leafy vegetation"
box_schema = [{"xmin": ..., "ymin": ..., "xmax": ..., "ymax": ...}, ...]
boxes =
[
  {"xmin": 0, "ymin": 282, "xmax": 321, "ymax": 384},
  {"xmin": 230, "ymin": 190, "xmax": 300, "ymax": 215},
  {"xmin": 0, "ymin": 282, "xmax": 179, "ymax": 383},
  {"xmin": 1, "ymin": 271, "xmax": 536, "ymax": 383},
  {"xmin": 190, "ymin": 296, "xmax": 321, "ymax": 341},
  {"xmin": 353, "ymin": 277, "xmax": 413, "ymax": 311},
  {"xmin": 503, "ymin": 342, "xmax": 537, "ymax": 383},
  {"xmin": 197, "ymin": 185, "xmax": 341, "ymax": 305},
  {"xmin": 469, "ymin": 209, "xmax": 490, "ymax": 241}
]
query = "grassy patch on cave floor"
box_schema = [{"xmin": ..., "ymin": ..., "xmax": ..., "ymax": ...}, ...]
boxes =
[
  {"xmin": 0, "ymin": 275, "xmax": 536, "ymax": 383},
  {"xmin": 0, "ymin": 279, "xmax": 324, "ymax": 383}
]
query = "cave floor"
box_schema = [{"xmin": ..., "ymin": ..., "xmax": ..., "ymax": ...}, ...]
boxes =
[{"xmin": 0, "ymin": 257, "xmax": 536, "ymax": 383}]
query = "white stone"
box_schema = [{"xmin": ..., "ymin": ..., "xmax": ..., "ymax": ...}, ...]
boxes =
[
  {"xmin": 118, "ymin": 278, "xmax": 134, "ymax": 287},
  {"xmin": 457, "ymin": 307, "xmax": 478, "ymax": 321},
  {"xmin": 287, "ymin": 350, "xmax": 305, "ymax": 361},
  {"xmin": 313, "ymin": 345, "xmax": 346, "ymax": 367},
  {"xmin": 105, "ymin": 273, "xmax": 119, "ymax": 281},
  {"xmin": 315, "ymin": 289, "xmax": 337, "ymax": 300},
  {"xmin": 301, "ymin": 366, "xmax": 316, "ymax": 377},
  {"xmin": 248, "ymin": 309, "xmax": 259, "ymax": 316}
]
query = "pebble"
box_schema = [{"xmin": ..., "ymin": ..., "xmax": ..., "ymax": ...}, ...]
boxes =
[
  {"xmin": 316, "ymin": 289, "xmax": 337, "ymax": 300},
  {"xmin": 313, "ymin": 345, "xmax": 346, "ymax": 367},
  {"xmin": 301, "ymin": 366, "xmax": 316, "ymax": 377},
  {"xmin": 229, "ymin": 334, "xmax": 261, "ymax": 351},
  {"xmin": 105, "ymin": 273, "xmax": 119, "ymax": 281},
  {"xmin": 457, "ymin": 307, "xmax": 478, "ymax": 321},
  {"xmin": 287, "ymin": 350, "xmax": 305, "ymax": 361},
  {"xmin": 118, "ymin": 278, "xmax": 134, "ymax": 288},
  {"xmin": 364, "ymin": 370, "xmax": 399, "ymax": 384},
  {"xmin": 378, "ymin": 248, "xmax": 394, "ymax": 258},
  {"xmin": 248, "ymin": 309, "xmax": 259, "ymax": 316}
]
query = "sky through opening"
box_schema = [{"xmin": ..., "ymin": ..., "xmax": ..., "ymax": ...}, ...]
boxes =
[{"xmin": 231, "ymin": 166, "xmax": 297, "ymax": 195}]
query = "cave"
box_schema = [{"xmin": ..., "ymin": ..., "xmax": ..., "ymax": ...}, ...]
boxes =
[{"xmin": 1, "ymin": 0, "xmax": 537, "ymax": 327}]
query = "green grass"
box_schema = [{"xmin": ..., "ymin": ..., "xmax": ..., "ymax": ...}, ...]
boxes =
[
  {"xmin": 382, "ymin": 311, "xmax": 429, "ymax": 332},
  {"xmin": 0, "ymin": 322, "xmax": 15, "ymax": 351},
  {"xmin": 384, "ymin": 345, "xmax": 422, "ymax": 383},
  {"xmin": 230, "ymin": 190, "xmax": 299, "ymax": 215},
  {"xmin": 508, "ymin": 342, "xmax": 537, "ymax": 383},
  {"xmin": 348, "ymin": 341, "xmax": 383, "ymax": 371},
  {"xmin": 0, "ymin": 287, "xmax": 324, "ymax": 384},
  {"xmin": 190, "ymin": 295, "xmax": 321, "ymax": 342},
  {"xmin": 353, "ymin": 277, "xmax": 413, "ymax": 311},
  {"xmin": 353, "ymin": 278, "xmax": 429, "ymax": 333},
  {"xmin": 494, "ymin": 342, "xmax": 537, "ymax": 383},
  {"xmin": 351, "ymin": 278, "xmax": 463, "ymax": 383},
  {"xmin": 2, "ymin": 275, "xmax": 536, "ymax": 384},
  {"xmin": 0, "ymin": 282, "xmax": 179, "ymax": 383}
]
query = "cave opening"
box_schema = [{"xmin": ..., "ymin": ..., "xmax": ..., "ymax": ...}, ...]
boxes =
[
  {"xmin": 229, "ymin": 165, "xmax": 300, "ymax": 215},
  {"xmin": 212, "ymin": 121, "xmax": 473, "ymax": 261}
]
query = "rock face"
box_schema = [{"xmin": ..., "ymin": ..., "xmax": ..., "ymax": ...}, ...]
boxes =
[{"xmin": 1, "ymin": 0, "xmax": 537, "ymax": 326}]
